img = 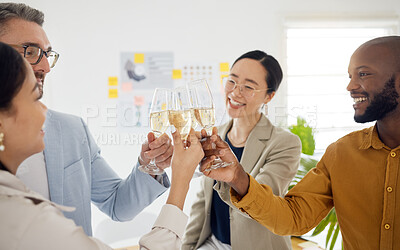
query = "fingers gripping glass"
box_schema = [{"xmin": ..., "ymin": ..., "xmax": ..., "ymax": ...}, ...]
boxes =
[
  {"xmin": 10, "ymin": 44, "xmax": 59, "ymax": 68},
  {"xmin": 223, "ymin": 77, "xmax": 271, "ymax": 98}
]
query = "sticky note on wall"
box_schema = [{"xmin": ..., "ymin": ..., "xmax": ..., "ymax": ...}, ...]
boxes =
[
  {"xmin": 172, "ymin": 69, "xmax": 182, "ymax": 79},
  {"xmin": 134, "ymin": 96, "xmax": 145, "ymax": 106},
  {"xmin": 108, "ymin": 76, "xmax": 118, "ymax": 86},
  {"xmin": 121, "ymin": 82, "xmax": 133, "ymax": 92},
  {"xmin": 134, "ymin": 53, "xmax": 145, "ymax": 64},
  {"xmin": 220, "ymin": 62, "xmax": 229, "ymax": 72},
  {"xmin": 108, "ymin": 89, "xmax": 118, "ymax": 98}
]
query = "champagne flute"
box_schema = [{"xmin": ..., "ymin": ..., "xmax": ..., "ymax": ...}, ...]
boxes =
[
  {"xmin": 138, "ymin": 88, "xmax": 170, "ymax": 175},
  {"xmin": 187, "ymin": 86, "xmax": 199, "ymax": 129},
  {"xmin": 188, "ymin": 79, "xmax": 215, "ymax": 133},
  {"xmin": 168, "ymin": 86, "xmax": 192, "ymax": 141},
  {"xmin": 188, "ymin": 79, "xmax": 233, "ymax": 170}
]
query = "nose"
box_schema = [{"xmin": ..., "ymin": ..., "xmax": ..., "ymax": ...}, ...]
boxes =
[
  {"xmin": 33, "ymin": 56, "xmax": 51, "ymax": 74},
  {"xmin": 346, "ymin": 77, "xmax": 360, "ymax": 92},
  {"xmin": 231, "ymin": 84, "xmax": 243, "ymax": 97}
]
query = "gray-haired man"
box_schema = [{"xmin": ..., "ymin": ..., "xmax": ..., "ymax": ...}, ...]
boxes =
[{"xmin": 0, "ymin": 2, "xmax": 173, "ymax": 236}]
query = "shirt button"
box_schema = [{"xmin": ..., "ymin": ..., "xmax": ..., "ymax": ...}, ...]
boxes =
[
  {"xmin": 384, "ymin": 224, "xmax": 391, "ymax": 230},
  {"xmin": 387, "ymin": 187, "xmax": 393, "ymax": 192},
  {"xmin": 390, "ymin": 152, "xmax": 396, "ymax": 157}
]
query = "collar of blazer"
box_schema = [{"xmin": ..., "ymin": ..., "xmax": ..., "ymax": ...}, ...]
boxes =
[{"xmin": 217, "ymin": 114, "xmax": 273, "ymax": 174}]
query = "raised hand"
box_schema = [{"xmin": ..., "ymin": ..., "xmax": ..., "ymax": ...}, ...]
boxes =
[{"xmin": 166, "ymin": 128, "xmax": 204, "ymax": 210}]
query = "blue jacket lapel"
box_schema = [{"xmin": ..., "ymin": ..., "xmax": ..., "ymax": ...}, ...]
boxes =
[{"xmin": 44, "ymin": 110, "xmax": 64, "ymax": 204}]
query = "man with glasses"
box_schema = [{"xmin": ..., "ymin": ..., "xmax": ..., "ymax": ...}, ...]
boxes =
[
  {"xmin": 10, "ymin": 44, "xmax": 59, "ymax": 68},
  {"xmin": 0, "ymin": 3, "xmax": 173, "ymax": 236}
]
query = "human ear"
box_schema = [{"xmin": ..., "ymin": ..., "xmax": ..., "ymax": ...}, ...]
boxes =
[{"xmin": 264, "ymin": 91, "xmax": 275, "ymax": 104}]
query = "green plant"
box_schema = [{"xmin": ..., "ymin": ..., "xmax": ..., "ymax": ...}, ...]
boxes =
[
  {"xmin": 289, "ymin": 117, "xmax": 315, "ymax": 156},
  {"xmin": 289, "ymin": 117, "xmax": 342, "ymax": 250},
  {"xmin": 311, "ymin": 208, "xmax": 341, "ymax": 250},
  {"xmin": 288, "ymin": 117, "xmax": 317, "ymax": 190}
]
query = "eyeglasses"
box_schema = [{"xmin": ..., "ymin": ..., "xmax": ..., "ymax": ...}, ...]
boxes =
[
  {"xmin": 223, "ymin": 77, "xmax": 271, "ymax": 98},
  {"xmin": 10, "ymin": 44, "xmax": 59, "ymax": 68}
]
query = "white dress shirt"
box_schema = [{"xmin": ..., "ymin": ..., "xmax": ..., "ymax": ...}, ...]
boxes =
[{"xmin": 16, "ymin": 152, "xmax": 50, "ymax": 199}]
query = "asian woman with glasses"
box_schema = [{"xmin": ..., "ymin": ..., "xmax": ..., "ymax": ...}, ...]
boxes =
[{"xmin": 182, "ymin": 50, "xmax": 302, "ymax": 250}]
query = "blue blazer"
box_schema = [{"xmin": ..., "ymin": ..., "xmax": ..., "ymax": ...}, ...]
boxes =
[{"xmin": 43, "ymin": 110, "xmax": 169, "ymax": 236}]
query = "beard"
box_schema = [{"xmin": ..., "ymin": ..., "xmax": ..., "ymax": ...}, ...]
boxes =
[{"xmin": 355, "ymin": 77, "xmax": 399, "ymax": 123}]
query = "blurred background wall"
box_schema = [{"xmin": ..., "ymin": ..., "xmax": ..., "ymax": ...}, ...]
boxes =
[{"xmin": 17, "ymin": 0, "xmax": 400, "ymax": 248}]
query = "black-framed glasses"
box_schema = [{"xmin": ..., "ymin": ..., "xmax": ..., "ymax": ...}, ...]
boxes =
[
  {"xmin": 223, "ymin": 77, "xmax": 272, "ymax": 98},
  {"xmin": 10, "ymin": 44, "xmax": 59, "ymax": 68}
]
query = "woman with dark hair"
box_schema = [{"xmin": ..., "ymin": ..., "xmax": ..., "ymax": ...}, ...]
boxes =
[
  {"xmin": 0, "ymin": 42, "xmax": 204, "ymax": 250},
  {"xmin": 0, "ymin": 41, "xmax": 45, "ymax": 173},
  {"xmin": 182, "ymin": 50, "xmax": 301, "ymax": 250}
]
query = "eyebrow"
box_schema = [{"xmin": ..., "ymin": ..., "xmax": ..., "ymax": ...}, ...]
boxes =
[
  {"xmin": 230, "ymin": 73, "xmax": 259, "ymax": 86},
  {"xmin": 244, "ymin": 78, "xmax": 259, "ymax": 86},
  {"xmin": 22, "ymin": 42, "xmax": 53, "ymax": 51},
  {"xmin": 356, "ymin": 65, "xmax": 370, "ymax": 70}
]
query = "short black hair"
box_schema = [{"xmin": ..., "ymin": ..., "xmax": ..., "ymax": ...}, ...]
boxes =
[{"xmin": 233, "ymin": 50, "xmax": 283, "ymax": 94}]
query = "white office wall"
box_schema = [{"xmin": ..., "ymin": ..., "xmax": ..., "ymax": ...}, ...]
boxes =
[
  {"xmin": 17, "ymin": 0, "xmax": 400, "ymax": 247},
  {"xmin": 24, "ymin": 0, "xmax": 400, "ymax": 116}
]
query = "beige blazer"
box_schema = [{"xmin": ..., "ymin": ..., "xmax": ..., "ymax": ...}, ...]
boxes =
[
  {"xmin": 0, "ymin": 170, "xmax": 187, "ymax": 250},
  {"xmin": 182, "ymin": 115, "xmax": 301, "ymax": 250}
]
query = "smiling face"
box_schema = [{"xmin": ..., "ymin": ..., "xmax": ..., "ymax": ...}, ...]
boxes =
[
  {"xmin": 0, "ymin": 18, "xmax": 52, "ymax": 91},
  {"xmin": 347, "ymin": 43, "xmax": 400, "ymax": 123},
  {"xmin": 225, "ymin": 58, "xmax": 274, "ymax": 119},
  {"xmin": 0, "ymin": 59, "xmax": 47, "ymax": 172}
]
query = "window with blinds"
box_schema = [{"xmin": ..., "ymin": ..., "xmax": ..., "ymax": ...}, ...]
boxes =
[{"xmin": 284, "ymin": 19, "xmax": 399, "ymax": 152}]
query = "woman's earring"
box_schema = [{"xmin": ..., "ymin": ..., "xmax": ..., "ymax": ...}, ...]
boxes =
[{"xmin": 0, "ymin": 133, "xmax": 4, "ymax": 151}]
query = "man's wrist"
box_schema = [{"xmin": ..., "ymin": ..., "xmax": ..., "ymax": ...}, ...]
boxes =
[{"xmin": 228, "ymin": 163, "xmax": 250, "ymax": 197}]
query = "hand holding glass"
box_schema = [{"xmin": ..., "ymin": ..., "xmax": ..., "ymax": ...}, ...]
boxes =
[{"xmin": 138, "ymin": 88, "xmax": 170, "ymax": 175}]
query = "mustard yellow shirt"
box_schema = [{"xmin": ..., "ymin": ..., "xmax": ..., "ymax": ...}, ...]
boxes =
[{"xmin": 231, "ymin": 125, "xmax": 400, "ymax": 250}]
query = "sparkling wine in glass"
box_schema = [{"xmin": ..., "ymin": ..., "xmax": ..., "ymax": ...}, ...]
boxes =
[
  {"xmin": 138, "ymin": 88, "xmax": 170, "ymax": 175},
  {"xmin": 169, "ymin": 86, "xmax": 192, "ymax": 141},
  {"xmin": 188, "ymin": 79, "xmax": 215, "ymax": 133}
]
